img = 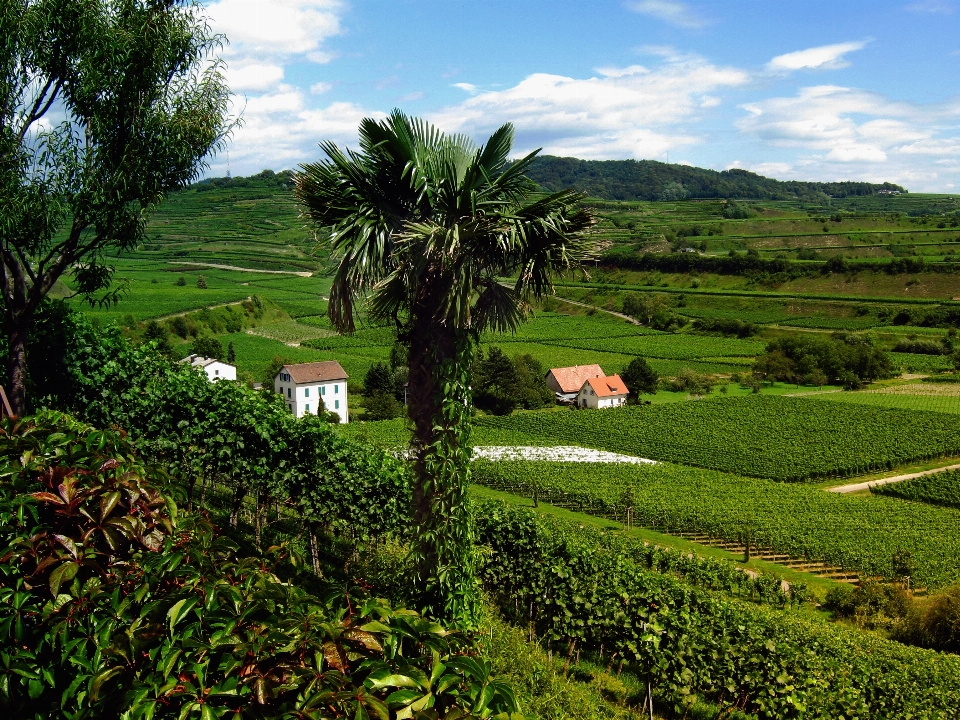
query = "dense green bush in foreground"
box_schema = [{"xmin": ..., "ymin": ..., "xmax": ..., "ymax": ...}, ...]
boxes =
[
  {"xmin": 0, "ymin": 413, "xmax": 519, "ymax": 719},
  {"xmin": 474, "ymin": 501, "xmax": 960, "ymax": 719}
]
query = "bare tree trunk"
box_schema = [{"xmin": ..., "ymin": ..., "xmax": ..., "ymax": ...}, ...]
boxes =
[
  {"xmin": 5, "ymin": 318, "xmax": 29, "ymax": 416},
  {"xmin": 229, "ymin": 484, "xmax": 247, "ymax": 528}
]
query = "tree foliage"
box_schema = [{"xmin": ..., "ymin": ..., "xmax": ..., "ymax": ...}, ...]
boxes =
[
  {"xmin": 0, "ymin": 0, "xmax": 232, "ymax": 413},
  {"xmin": 526, "ymin": 155, "xmax": 905, "ymax": 202},
  {"xmin": 295, "ymin": 111, "xmax": 596, "ymax": 625},
  {"xmin": 620, "ymin": 357, "xmax": 659, "ymax": 397},
  {"xmin": 754, "ymin": 334, "xmax": 894, "ymax": 386}
]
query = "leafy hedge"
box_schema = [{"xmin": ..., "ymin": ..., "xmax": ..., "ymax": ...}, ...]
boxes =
[
  {"xmin": 0, "ymin": 412, "xmax": 520, "ymax": 719},
  {"xmin": 474, "ymin": 500, "xmax": 960, "ymax": 719},
  {"xmin": 28, "ymin": 306, "xmax": 409, "ymax": 555}
]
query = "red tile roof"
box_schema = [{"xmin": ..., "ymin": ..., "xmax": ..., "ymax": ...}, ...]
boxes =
[
  {"xmin": 282, "ymin": 361, "xmax": 349, "ymax": 384},
  {"xmin": 583, "ymin": 375, "xmax": 629, "ymax": 398},
  {"xmin": 547, "ymin": 364, "xmax": 605, "ymax": 394}
]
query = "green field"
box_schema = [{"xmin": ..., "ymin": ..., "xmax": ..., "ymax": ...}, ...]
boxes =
[
  {"xmin": 813, "ymin": 382, "xmax": 960, "ymax": 415},
  {"xmin": 873, "ymin": 468, "xmax": 960, "ymax": 510},
  {"xmin": 471, "ymin": 459, "xmax": 960, "ymax": 588},
  {"xmin": 472, "ymin": 395, "xmax": 960, "ymax": 481}
]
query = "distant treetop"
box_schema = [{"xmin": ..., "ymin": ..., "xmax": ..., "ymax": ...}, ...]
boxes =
[
  {"xmin": 525, "ymin": 156, "xmax": 906, "ymax": 202},
  {"xmin": 195, "ymin": 169, "xmax": 295, "ymax": 191}
]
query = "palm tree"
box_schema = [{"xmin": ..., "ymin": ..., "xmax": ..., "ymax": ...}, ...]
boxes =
[{"xmin": 295, "ymin": 111, "xmax": 596, "ymax": 624}]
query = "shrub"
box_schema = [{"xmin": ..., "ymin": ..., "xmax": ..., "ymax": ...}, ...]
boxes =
[
  {"xmin": 189, "ymin": 335, "xmax": 223, "ymax": 360},
  {"xmin": 0, "ymin": 412, "xmax": 519, "ymax": 719}
]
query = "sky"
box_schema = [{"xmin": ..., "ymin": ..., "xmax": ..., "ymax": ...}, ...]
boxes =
[{"xmin": 204, "ymin": 0, "xmax": 960, "ymax": 192}]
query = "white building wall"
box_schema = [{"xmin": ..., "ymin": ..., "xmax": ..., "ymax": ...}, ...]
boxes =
[
  {"xmin": 203, "ymin": 361, "xmax": 236, "ymax": 382},
  {"xmin": 576, "ymin": 386, "xmax": 625, "ymax": 410},
  {"xmin": 274, "ymin": 375, "xmax": 349, "ymax": 423}
]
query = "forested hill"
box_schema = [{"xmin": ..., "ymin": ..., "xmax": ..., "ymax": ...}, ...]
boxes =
[{"xmin": 525, "ymin": 156, "xmax": 906, "ymax": 201}]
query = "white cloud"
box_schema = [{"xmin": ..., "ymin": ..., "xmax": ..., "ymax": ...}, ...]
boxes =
[
  {"xmin": 624, "ymin": 1, "xmax": 709, "ymax": 29},
  {"xmin": 225, "ymin": 62, "xmax": 284, "ymax": 92},
  {"xmin": 215, "ymin": 87, "xmax": 384, "ymax": 175},
  {"xmin": 906, "ymin": 1, "xmax": 954, "ymax": 13},
  {"xmin": 431, "ymin": 53, "xmax": 748, "ymax": 160},
  {"xmin": 453, "ymin": 82, "xmax": 479, "ymax": 94},
  {"xmin": 736, "ymin": 84, "xmax": 960, "ymax": 189},
  {"xmin": 729, "ymin": 161, "xmax": 795, "ymax": 178},
  {"xmin": 206, "ymin": 0, "xmax": 343, "ymax": 57},
  {"xmin": 767, "ymin": 41, "xmax": 870, "ymax": 73},
  {"xmin": 826, "ymin": 145, "xmax": 888, "ymax": 162},
  {"xmin": 310, "ymin": 82, "xmax": 333, "ymax": 95}
]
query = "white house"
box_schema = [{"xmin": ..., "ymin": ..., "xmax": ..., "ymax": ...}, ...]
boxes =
[
  {"xmin": 182, "ymin": 354, "xmax": 236, "ymax": 382},
  {"xmin": 545, "ymin": 364, "xmax": 606, "ymax": 404},
  {"xmin": 275, "ymin": 360, "xmax": 349, "ymax": 423},
  {"xmin": 576, "ymin": 374, "xmax": 629, "ymax": 409}
]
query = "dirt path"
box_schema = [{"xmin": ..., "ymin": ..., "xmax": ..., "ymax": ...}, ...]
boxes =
[
  {"xmin": 169, "ymin": 261, "xmax": 313, "ymax": 278},
  {"xmin": 550, "ymin": 294, "xmax": 641, "ymax": 325},
  {"xmin": 153, "ymin": 299, "xmax": 252, "ymax": 322},
  {"xmin": 826, "ymin": 462, "xmax": 960, "ymax": 494}
]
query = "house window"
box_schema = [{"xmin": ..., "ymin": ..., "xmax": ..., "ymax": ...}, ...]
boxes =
[
  {"xmin": 287, "ymin": 387, "xmax": 291, "ymax": 398},
  {"xmin": 305, "ymin": 404, "xmax": 310, "ymax": 413},
  {"xmin": 321, "ymin": 386, "xmax": 326, "ymax": 395},
  {"xmin": 335, "ymin": 400, "xmax": 339, "ymax": 409},
  {"xmin": 305, "ymin": 388, "xmax": 309, "ymax": 398},
  {"xmin": 334, "ymin": 384, "xmax": 339, "ymax": 394},
  {"xmin": 215, "ymin": 368, "xmax": 219, "ymax": 376}
]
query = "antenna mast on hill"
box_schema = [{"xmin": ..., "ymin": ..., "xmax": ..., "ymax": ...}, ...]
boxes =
[{"xmin": 226, "ymin": 148, "xmax": 231, "ymax": 179}]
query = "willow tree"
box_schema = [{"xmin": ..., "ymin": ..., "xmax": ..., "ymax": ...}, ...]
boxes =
[
  {"xmin": 295, "ymin": 111, "xmax": 596, "ymax": 623},
  {"xmin": 0, "ymin": 0, "xmax": 231, "ymax": 414}
]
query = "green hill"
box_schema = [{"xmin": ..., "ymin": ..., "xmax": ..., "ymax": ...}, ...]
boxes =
[{"xmin": 526, "ymin": 156, "xmax": 906, "ymax": 202}]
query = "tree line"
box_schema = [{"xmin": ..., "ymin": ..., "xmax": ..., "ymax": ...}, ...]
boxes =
[{"xmin": 525, "ymin": 156, "xmax": 905, "ymax": 202}]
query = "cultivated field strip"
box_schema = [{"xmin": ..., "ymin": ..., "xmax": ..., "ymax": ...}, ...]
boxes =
[
  {"xmin": 471, "ymin": 459, "xmax": 960, "ymax": 588},
  {"xmin": 474, "ymin": 395, "xmax": 960, "ymax": 481}
]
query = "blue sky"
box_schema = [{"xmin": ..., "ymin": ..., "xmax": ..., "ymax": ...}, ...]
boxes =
[{"xmin": 206, "ymin": 0, "xmax": 960, "ymax": 191}]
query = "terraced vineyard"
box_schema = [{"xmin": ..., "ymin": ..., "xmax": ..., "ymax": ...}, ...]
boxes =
[
  {"xmin": 873, "ymin": 469, "xmax": 960, "ymax": 510},
  {"xmin": 471, "ymin": 459, "xmax": 960, "ymax": 588},
  {"xmin": 813, "ymin": 382, "xmax": 960, "ymax": 415},
  {"xmin": 474, "ymin": 395, "xmax": 960, "ymax": 481}
]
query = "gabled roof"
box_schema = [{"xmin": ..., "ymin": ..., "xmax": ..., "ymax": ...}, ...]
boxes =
[
  {"xmin": 547, "ymin": 364, "xmax": 605, "ymax": 394},
  {"xmin": 181, "ymin": 354, "xmax": 234, "ymax": 369},
  {"xmin": 281, "ymin": 361, "xmax": 349, "ymax": 384},
  {"xmin": 583, "ymin": 374, "xmax": 629, "ymax": 398}
]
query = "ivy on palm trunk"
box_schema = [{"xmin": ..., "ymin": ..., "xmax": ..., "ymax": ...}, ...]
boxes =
[{"xmin": 295, "ymin": 111, "xmax": 596, "ymax": 625}]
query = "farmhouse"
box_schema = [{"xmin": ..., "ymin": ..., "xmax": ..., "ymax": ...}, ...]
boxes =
[
  {"xmin": 545, "ymin": 364, "xmax": 605, "ymax": 403},
  {"xmin": 576, "ymin": 375, "xmax": 629, "ymax": 409},
  {"xmin": 181, "ymin": 354, "xmax": 236, "ymax": 382},
  {"xmin": 274, "ymin": 360, "xmax": 349, "ymax": 423}
]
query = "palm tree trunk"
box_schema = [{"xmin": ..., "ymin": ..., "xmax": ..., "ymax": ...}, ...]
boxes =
[{"xmin": 406, "ymin": 310, "xmax": 478, "ymax": 626}]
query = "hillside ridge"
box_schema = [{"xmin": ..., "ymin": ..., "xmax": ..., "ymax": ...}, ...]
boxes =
[{"xmin": 526, "ymin": 155, "xmax": 906, "ymax": 202}]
